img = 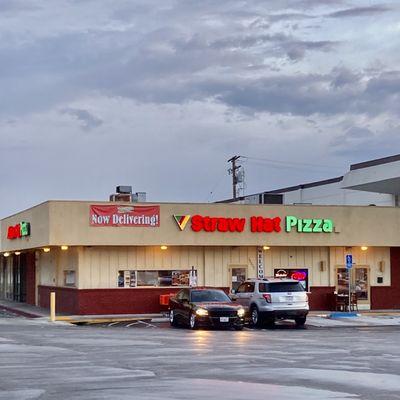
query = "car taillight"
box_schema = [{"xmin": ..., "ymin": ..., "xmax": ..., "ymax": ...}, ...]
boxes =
[{"xmin": 263, "ymin": 294, "xmax": 272, "ymax": 303}]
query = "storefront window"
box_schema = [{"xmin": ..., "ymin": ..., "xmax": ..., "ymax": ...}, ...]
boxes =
[
  {"xmin": 117, "ymin": 269, "xmax": 195, "ymax": 287},
  {"xmin": 64, "ymin": 270, "xmax": 76, "ymax": 286}
]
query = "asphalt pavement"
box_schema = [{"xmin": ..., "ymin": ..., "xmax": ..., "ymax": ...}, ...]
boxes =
[{"xmin": 1, "ymin": 314, "xmax": 400, "ymax": 399}]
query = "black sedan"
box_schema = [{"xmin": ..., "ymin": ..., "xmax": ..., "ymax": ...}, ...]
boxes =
[{"xmin": 169, "ymin": 287, "xmax": 245, "ymax": 330}]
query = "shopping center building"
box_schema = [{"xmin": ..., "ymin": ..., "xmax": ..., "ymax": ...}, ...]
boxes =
[{"xmin": 1, "ymin": 200, "xmax": 400, "ymax": 314}]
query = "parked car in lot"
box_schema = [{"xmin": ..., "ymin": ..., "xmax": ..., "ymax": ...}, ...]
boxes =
[
  {"xmin": 169, "ymin": 287, "xmax": 245, "ymax": 330},
  {"xmin": 231, "ymin": 278, "xmax": 309, "ymax": 327}
]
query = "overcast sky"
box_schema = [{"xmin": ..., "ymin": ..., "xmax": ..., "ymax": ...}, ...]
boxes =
[{"xmin": 1, "ymin": 0, "xmax": 400, "ymax": 217}]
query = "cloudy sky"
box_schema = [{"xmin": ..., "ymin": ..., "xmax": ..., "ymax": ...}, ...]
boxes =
[{"xmin": 1, "ymin": 0, "xmax": 400, "ymax": 217}]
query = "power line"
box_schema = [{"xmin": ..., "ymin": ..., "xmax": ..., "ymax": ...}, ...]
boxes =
[{"xmin": 241, "ymin": 155, "xmax": 344, "ymax": 171}]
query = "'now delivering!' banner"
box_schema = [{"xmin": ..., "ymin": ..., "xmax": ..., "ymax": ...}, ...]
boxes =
[{"xmin": 90, "ymin": 205, "xmax": 160, "ymax": 227}]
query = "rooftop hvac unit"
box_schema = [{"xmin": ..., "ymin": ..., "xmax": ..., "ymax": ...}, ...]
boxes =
[
  {"xmin": 109, "ymin": 193, "xmax": 132, "ymax": 202},
  {"xmin": 116, "ymin": 186, "xmax": 132, "ymax": 194},
  {"xmin": 135, "ymin": 192, "xmax": 147, "ymax": 202}
]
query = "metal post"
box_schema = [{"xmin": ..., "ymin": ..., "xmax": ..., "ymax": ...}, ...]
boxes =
[
  {"xmin": 348, "ymin": 270, "xmax": 351, "ymax": 312},
  {"xmin": 50, "ymin": 291, "xmax": 56, "ymax": 322}
]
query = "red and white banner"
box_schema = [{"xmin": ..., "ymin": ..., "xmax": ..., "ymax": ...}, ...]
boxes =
[{"xmin": 90, "ymin": 205, "xmax": 160, "ymax": 227}]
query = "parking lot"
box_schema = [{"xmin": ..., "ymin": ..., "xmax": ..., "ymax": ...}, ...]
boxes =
[{"xmin": 1, "ymin": 314, "xmax": 400, "ymax": 399}]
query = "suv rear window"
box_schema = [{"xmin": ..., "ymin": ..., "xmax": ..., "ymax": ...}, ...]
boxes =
[{"xmin": 259, "ymin": 282, "xmax": 305, "ymax": 293}]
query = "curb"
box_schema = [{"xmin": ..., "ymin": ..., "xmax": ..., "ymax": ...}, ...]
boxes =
[{"xmin": 0, "ymin": 305, "xmax": 42, "ymax": 319}]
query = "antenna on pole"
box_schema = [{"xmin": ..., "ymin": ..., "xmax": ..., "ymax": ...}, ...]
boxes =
[{"xmin": 228, "ymin": 155, "xmax": 244, "ymax": 200}]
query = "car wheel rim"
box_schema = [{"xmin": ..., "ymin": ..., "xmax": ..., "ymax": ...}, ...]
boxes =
[
  {"xmin": 252, "ymin": 309, "xmax": 258, "ymax": 324},
  {"xmin": 169, "ymin": 311, "xmax": 174, "ymax": 323},
  {"xmin": 190, "ymin": 314, "xmax": 196, "ymax": 328}
]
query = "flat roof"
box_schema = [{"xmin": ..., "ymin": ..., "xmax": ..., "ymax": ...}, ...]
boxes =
[
  {"xmin": 219, "ymin": 153, "xmax": 400, "ymax": 202},
  {"xmin": 350, "ymin": 154, "xmax": 400, "ymax": 171}
]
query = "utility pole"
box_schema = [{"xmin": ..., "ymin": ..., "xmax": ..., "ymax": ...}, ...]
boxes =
[{"xmin": 228, "ymin": 155, "xmax": 241, "ymax": 200}]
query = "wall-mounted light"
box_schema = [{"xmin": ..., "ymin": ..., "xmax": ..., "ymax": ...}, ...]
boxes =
[
  {"xmin": 263, "ymin": 246, "xmax": 270, "ymax": 250},
  {"xmin": 160, "ymin": 245, "xmax": 168, "ymax": 250},
  {"xmin": 61, "ymin": 245, "xmax": 69, "ymax": 251},
  {"xmin": 14, "ymin": 251, "xmax": 21, "ymax": 256},
  {"xmin": 378, "ymin": 260, "xmax": 385, "ymax": 273},
  {"xmin": 43, "ymin": 247, "xmax": 51, "ymax": 253},
  {"xmin": 3, "ymin": 252, "xmax": 10, "ymax": 257},
  {"xmin": 361, "ymin": 246, "xmax": 368, "ymax": 251}
]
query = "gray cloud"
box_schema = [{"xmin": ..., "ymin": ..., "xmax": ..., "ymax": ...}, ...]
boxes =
[
  {"xmin": 0, "ymin": 0, "xmax": 399, "ymax": 217},
  {"xmin": 330, "ymin": 125, "xmax": 400, "ymax": 157},
  {"xmin": 62, "ymin": 108, "xmax": 103, "ymax": 130},
  {"xmin": 328, "ymin": 5, "xmax": 391, "ymax": 18}
]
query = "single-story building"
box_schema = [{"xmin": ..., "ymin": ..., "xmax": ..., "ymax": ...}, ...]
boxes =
[{"xmin": 1, "ymin": 200, "xmax": 399, "ymax": 314}]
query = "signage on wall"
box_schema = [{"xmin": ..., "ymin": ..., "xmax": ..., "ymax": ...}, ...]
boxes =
[
  {"xmin": 7, "ymin": 221, "xmax": 31, "ymax": 240},
  {"xmin": 274, "ymin": 268, "xmax": 309, "ymax": 291},
  {"xmin": 285, "ymin": 216, "xmax": 333, "ymax": 233},
  {"xmin": 173, "ymin": 214, "xmax": 334, "ymax": 234},
  {"xmin": 90, "ymin": 205, "xmax": 160, "ymax": 227},
  {"xmin": 257, "ymin": 247, "xmax": 264, "ymax": 279}
]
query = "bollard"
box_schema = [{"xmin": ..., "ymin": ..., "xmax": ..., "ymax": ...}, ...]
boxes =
[{"xmin": 50, "ymin": 292, "xmax": 56, "ymax": 322}]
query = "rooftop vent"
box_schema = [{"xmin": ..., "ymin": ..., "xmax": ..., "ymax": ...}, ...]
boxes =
[{"xmin": 109, "ymin": 186, "xmax": 146, "ymax": 203}]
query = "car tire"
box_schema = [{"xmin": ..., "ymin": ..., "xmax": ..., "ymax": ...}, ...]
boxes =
[
  {"xmin": 189, "ymin": 313, "xmax": 197, "ymax": 330},
  {"xmin": 295, "ymin": 317, "xmax": 306, "ymax": 327},
  {"xmin": 169, "ymin": 310, "xmax": 178, "ymax": 327},
  {"xmin": 250, "ymin": 306, "xmax": 263, "ymax": 328}
]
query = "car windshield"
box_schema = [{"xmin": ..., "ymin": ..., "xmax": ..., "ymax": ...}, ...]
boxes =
[
  {"xmin": 260, "ymin": 282, "xmax": 305, "ymax": 293},
  {"xmin": 191, "ymin": 290, "xmax": 231, "ymax": 303}
]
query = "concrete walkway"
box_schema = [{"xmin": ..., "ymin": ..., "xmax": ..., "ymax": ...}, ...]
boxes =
[{"xmin": 1, "ymin": 299, "xmax": 400, "ymax": 327}]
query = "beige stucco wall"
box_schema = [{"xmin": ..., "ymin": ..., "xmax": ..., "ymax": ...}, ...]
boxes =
[
  {"xmin": 32, "ymin": 244, "xmax": 389, "ymax": 296},
  {"xmin": 2, "ymin": 200, "xmax": 400, "ymax": 251},
  {"xmin": 77, "ymin": 245, "xmax": 257, "ymax": 289},
  {"xmin": 265, "ymin": 246, "xmax": 390, "ymax": 288},
  {"xmin": 1, "ymin": 202, "xmax": 50, "ymax": 251},
  {"xmin": 37, "ymin": 247, "xmax": 78, "ymax": 288}
]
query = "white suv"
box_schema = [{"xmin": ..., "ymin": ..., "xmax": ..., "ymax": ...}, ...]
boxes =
[{"xmin": 231, "ymin": 278, "xmax": 309, "ymax": 327}]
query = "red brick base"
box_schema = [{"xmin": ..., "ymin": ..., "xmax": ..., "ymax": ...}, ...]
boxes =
[
  {"xmin": 308, "ymin": 286, "xmax": 335, "ymax": 311},
  {"xmin": 371, "ymin": 247, "xmax": 400, "ymax": 309},
  {"xmin": 38, "ymin": 286, "xmax": 230, "ymax": 315}
]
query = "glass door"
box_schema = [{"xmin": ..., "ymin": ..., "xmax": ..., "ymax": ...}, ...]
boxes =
[
  {"xmin": 230, "ymin": 267, "xmax": 247, "ymax": 291},
  {"xmin": 336, "ymin": 266, "xmax": 370, "ymax": 307},
  {"xmin": 354, "ymin": 267, "xmax": 369, "ymax": 303}
]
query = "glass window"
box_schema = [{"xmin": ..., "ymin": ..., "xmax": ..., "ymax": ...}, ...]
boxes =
[
  {"xmin": 259, "ymin": 283, "xmax": 269, "ymax": 292},
  {"xmin": 244, "ymin": 282, "xmax": 255, "ymax": 293},
  {"xmin": 64, "ymin": 270, "xmax": 76, "ymax": 287},
  {"xmin": 236, "ymin": 283, "xmax": 247, "ymax": 293},
  {"xmin": 268, "ymin": 282, "xmax": 305, "ymax": 292},
  {"xmin": 118, "ymin": 269, "xmax": 196, "ymax": 287},
  {"xmin": 182, "ymin": 290, "xmax": 190, "ymax": 302},
  {"xmin": 237, "ymin": 282, "xmax": 254, "ymax": 293},
  {"xmin": 191, "ymin": 289, "xmax": 230, "ymax": 303},
  {"xmin": 137, "ymin": 271, "xmax": 158, "ymax": 286}
]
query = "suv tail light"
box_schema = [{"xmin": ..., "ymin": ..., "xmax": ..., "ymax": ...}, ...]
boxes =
[{"xmin": 263, "ymin": 294, "xmax": 272, "ymax": 303}]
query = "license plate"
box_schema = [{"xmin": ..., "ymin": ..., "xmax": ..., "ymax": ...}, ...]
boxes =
[
  {"xmin": 286, "ymin": 296, "xmax": 294, "ymax": 301},
  {"xmin": 220, "ymin": 317, "xmax": 229, "ymax": 322}
]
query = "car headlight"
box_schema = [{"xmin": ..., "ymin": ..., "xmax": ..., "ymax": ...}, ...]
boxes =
[
  {"xmin": 196, "ymin": 308, "xmax": 208, "ymax": 316},
  {"xmin": 237, "ymin": 308, "xmax": 245, "ymax": 317}
]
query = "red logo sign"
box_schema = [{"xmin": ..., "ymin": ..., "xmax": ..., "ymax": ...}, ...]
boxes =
[
  {"xmin": 191, "ymin": 215, "xmax": 246, "ymax": 232},
  {"xmin": 7, "ymin": 225, "xmax": 22, "ymax": 239},
  {"xmin": 250, "ymin": 216, "xmax": 281, "ymax": 233},
  {"xmin": 7, "ymin": 222, "xmax": 30, "ymax": 239},
  {"xmin": 90, "ymin": 205, "xmax": 160, "ymax": 227}
]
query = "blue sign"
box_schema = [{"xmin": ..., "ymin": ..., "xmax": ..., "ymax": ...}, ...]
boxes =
[{"xmin": 346, "ymin": 254, "xmax": 353, "ymax": 269}]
